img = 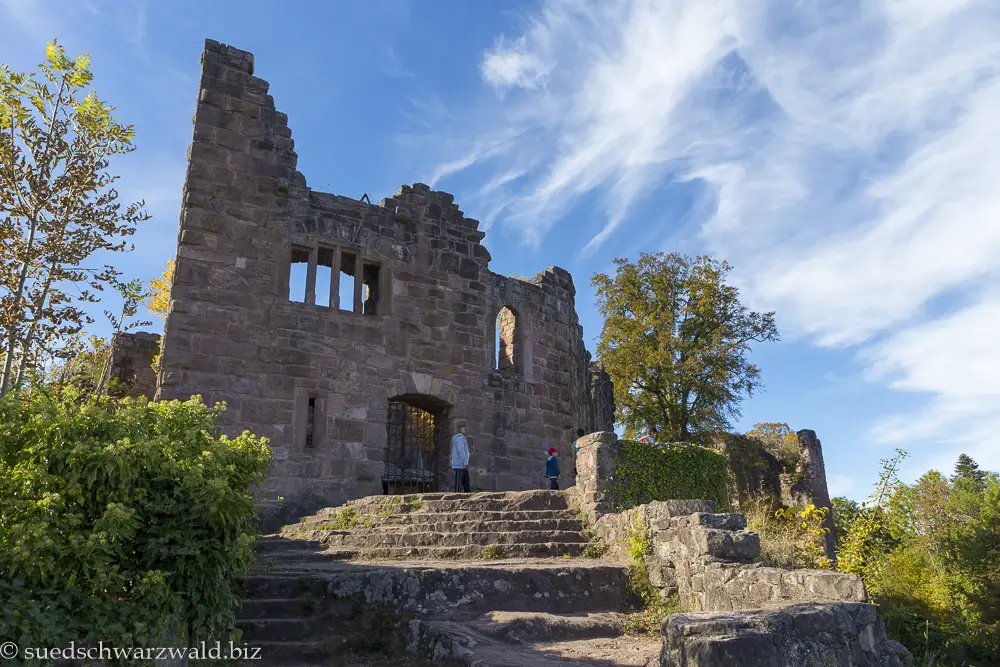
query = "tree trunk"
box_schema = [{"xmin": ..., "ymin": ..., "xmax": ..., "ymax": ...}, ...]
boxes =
[{"xmin": 0, "ymin": 76, "xmax": 68, "ymax": 396}]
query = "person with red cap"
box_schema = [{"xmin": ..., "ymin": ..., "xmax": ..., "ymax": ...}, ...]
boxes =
[{"xmin": 545, "ymin": 447, "xmax": 561, "ymax": 490}]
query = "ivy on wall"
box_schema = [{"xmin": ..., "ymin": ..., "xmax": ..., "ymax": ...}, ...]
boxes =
[{"xmin": 611, "ymin": 440, "xmax": 730, "ymax": 512}]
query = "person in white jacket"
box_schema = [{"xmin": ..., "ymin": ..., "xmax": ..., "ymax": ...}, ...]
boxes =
[{"xmin": 450, "ymin": 422, "xmax": 471, "ymax": 493}]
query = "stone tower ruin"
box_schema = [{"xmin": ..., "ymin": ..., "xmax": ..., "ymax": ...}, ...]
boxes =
[{"xmin": 152, "ymin": 39, "xmax": 615, "ymax": 512}]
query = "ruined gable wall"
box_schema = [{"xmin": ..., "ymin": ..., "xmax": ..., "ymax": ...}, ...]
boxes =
[
  {"xmin": 484, "ymin": 269, "xmax": 593, "ymax": 490},
  {"xmin": 157, "ymin": 39, "xmax": 597, "ymax": 508}
]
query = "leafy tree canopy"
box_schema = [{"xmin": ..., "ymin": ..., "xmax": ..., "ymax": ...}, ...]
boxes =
[
  {"xmin": 145, "ymin": 258, "xmax": 173, "ymax": 321},
  {"xmin": 746, "ymin": 422, "xmax": 801, "ymax": 464},
  {"xmin": 0, "ymin": 40, "xmax": 149, "ymax": 396},
  {"xmin": 592, "ymin": 252, "xmax": 778, "ymax": 443}
]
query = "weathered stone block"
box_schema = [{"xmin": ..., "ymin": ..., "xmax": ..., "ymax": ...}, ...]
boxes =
[{"xmin": 661, "ymin": 602, "xmax": 911, "ymax": 667}]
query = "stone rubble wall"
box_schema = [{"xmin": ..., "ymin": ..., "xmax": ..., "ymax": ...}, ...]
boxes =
[
  {"xmin": 586, "ymin": 360, "xmax": 615, "ymax": 433},
  {"xmin": 652, "ymin": 512, "xmax": 866, "ymax": 612},
  {"xmin": 155, "ymin": 39, "xmax": 602, "ymax": 515},
  {"xmin": 570, "ymin": 433, "xmax": 911, "ymax": 665},
  {"xmin": 571, "ymin": 432, "xmax": 868, "ymax": 611},
  {"xmin": 109, "ymin": 332, "xmax": 161, "ymax": 400},
  {"xmin": 712, "ymin": 429, "xmax": 838, "ymax": 562}
]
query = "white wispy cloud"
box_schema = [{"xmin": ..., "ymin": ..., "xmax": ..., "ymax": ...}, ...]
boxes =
[
  {"xmin": 411, "ymin": 0, "xmax": 1000, "ymax": 478},
  {"xmin": 481, "ymin": 35, "xmax": 551, "ymax": 94}
]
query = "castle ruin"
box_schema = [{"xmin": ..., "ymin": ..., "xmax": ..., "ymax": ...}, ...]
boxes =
[{"xmin": 143, "ymin": 39, "xmax": 614, "ymax": 511}]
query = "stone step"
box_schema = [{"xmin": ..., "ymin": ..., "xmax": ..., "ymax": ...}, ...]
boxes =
[
  {"xmin": 467, "ymin": 611, "xmax": 630, "ymax": 643},
  {"xmin": 256, "ymin": 538, "xmax": 325, "ymax": 554},
  {"xmin": 464, "ymin": 637, "xmax": 661, "ymax": 667},
  {"xmin": 412, "ymin": 618, "xmax": 660, "ymax": 667},
  {"xmin": 237, "ymin": 617, "xmax": 329, "ymax": 643},
  {"xmin": 241, "ymin": 561, "xmax": 636, "ymax": 617},
  {"xmin": 382, "ymin": 509, "xmax": 582, "ymax": 524},
  {"xmin": 239, "ymin": 639, "xmax": 341, "ymax": 664},
  {"xmin": 238, "ymin": 597, "xmax": 322, "ymax": 620},
  {"xmin": 346, "ymin": 490, "xmax": 572, "ymax": 514},
  {"xmin": 291, "ymin": 515, "xmax": 584, "ymax": 533},
  {"xmin": 264, "ymin": 541, "xmax": 591, "ymax": 563},
  {"xmin": 305, "ymin": 529, "xmax": 589, "ymax": 549}
]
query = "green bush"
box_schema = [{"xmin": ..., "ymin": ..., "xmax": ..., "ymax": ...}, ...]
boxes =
[
  {"xmin": 611, "ymin": 440, "xmax": 730, "ymax": 512},
  {"xmin": 0, "ymin": 390, "xmax": 270, "ymax": 661},
  {"xmin": 838, "ymin": 451, "xmax": 1000, "ymax": 665}
]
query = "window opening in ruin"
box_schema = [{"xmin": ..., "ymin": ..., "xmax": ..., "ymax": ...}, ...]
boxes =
[
  {"xmin": 382, "ymin": 400, "xmax": 439, "ymax": 495},
  {"xmin": 288, "ymin": 246, "xmax": 310, "ymax": 303},
  {"xmin": 340, "ymin": 251, "xmax": 357, "ymax": 312},
  {"xmin": 362, "ymin": 264, "xmax": 381, "ymax": 315},
  {"xmin": 497, "ymin": 306, "xmax": 519, "ymax": 374},
  {"xmin": 316, "ymin": 246, "xmax": 334, "ymax": 307},
  {"xmin": 305, "ymin": 397, "xmax": 316, "ymax": 448}
]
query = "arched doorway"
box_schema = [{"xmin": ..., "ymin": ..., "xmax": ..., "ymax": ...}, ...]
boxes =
[{"xmin": 381, "ymin": 393, "xmax": 451, "ymax": 495}]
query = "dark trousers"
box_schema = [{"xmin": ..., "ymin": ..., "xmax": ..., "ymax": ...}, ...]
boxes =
[
  {"xmin": 453, "ymin": 468, "xmax": 470, "ymax": 492},
  {"xmin": 549, "ymin": 477, "xmax": 559, "ymax": 490}
]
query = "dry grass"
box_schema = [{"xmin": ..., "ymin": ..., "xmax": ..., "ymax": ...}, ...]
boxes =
[{"xmin": 743, "ymin": 495, "xmax": 830, "ymax": 570}]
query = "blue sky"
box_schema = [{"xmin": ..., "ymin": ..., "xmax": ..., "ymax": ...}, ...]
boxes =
[{"xmin": 3, "ymin": 0, "xmax": 999, "ymax": 501}]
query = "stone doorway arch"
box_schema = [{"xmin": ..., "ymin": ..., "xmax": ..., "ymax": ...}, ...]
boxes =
[{"xmin": 381, "ymin": 393, "xmax": 452, "ymax": 495}]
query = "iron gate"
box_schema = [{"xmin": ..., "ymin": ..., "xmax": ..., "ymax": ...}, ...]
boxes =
[{"xmin": 382, "ymin": 400, "xmax": 440, "ymax": 494}]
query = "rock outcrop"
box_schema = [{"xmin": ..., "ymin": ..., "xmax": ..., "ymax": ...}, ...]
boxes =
[{"xmin": 661, "ymin": 602, "xmax": 911, "ymax": 667}]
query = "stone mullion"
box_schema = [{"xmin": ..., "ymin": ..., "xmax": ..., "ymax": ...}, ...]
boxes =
[
  {"xmin": 305, "ymin": 246, "xmax": 318, "ymax": 305},
  {"xmin": 353, "ymin": 253, "xmax": 364, "ymax": 313},
  {"xmin": 329, "ymin": 246, "xmax": 341, "ymax": 308}
]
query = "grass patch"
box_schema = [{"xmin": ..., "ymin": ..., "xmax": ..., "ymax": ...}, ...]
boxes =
[
  {"xmin": 619, "ymin": 512, "xmax": 682, "ymax": 636},
  {"xmin": 620, "ymin": 592, "xmax": 682, "ymax": 636},
  {"xmin": 481, "ymin": 545, "xmax": 502, "ymax": 560},
  {"xmin": 316, "ymin": 506, "xmax": 362, "ymax": 530},
  {"xmin": 401, "ymin": 495, "xmax": 424, "ymax": 512}
]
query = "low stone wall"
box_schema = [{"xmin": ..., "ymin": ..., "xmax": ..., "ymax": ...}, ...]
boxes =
[
  {"xmin": 571, "ymin": 431, "xmax": 620, "ymax": 524},
  {"xmin": 591, "ymin": 499, "xmax": 714, "ymax": 562},
  {"xmin": 571, "ymin": 430, "xmax": 865, "ymax": 612},
  {"xmin": 653, "ymin": 512, "xmax": 866, "ymax": 612},
  {"xmin": 661, "ymin": 602, "xmax": 912, "ymax": 667}
]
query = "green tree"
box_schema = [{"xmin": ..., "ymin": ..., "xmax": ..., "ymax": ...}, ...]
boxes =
[
  {"xmin": 746, "ymin": 422, "xmax": 800, "ymax": 464},
  {"xmin": 830, "ymin": 496, "xmax": 860, "ymax": 549},
  {"xmin": 144, "ymin": 257, "xmax": 173, "ymax": 321},
  {"xmin": 592, "ymin": 253, "xmax": 779, "ymax": 442},
  {"xmin": 953, "ymin": 453, "xmax": 987, "ymax": 488},
  {"xmin": 0, "ymin": 40, "xmax": 149, "ymax": 396},
  {"xmin": 839, "ymin": 452, "xmax": 1000, "ymax": 664}
]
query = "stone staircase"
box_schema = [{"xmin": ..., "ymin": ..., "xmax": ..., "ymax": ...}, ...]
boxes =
[
  {"xmin": 238, "ymin": 490, "xmax": 660, "ymax": 666},
  {"xmin": 269, "ymin": 490, "xmax": 594, "ymax": 561},
  {"xmin": 238, "ymin": 487, "xmax": 910, "ymax": 666}
]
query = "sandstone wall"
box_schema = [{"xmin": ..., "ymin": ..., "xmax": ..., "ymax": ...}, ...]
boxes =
[
  {"xmin": 572, "ymin": 433, "xmax": 865, "ymax": 612},
  {"xmin": 109, "ymin": 332, "xmax": 161, "ymax": 400},
  {"xmin": 156, "ymin": 39, "xmax": 600, "ymax": 511},
  {"xmin": 586, "ymin": 360, "xmax": 615, "ymax": 433}
]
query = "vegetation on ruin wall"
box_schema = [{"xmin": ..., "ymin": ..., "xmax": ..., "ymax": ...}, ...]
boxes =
[
  {"xmin": 612, "ymin": 440, "xmax": 730, "ymax": 512},
  {"xmin": 0, "ymin": 391, "xmax": 270, "ymax": 655}
]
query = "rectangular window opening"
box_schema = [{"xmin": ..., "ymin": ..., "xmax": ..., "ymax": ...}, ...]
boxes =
[
  {"xmin": 340, "ymin": 251, "xmax": 357, "ymax": 312},
  {"xmin": 316, "ymin": 246, "xmax": 334, "ymax": 307},
  {"xmin": 362, "ymin": 264, "xmax": 381, "ymax": 315},
  {"xmin": 305, "ymin": 397, "xmax": 316, "ymax": 448},
  {"xmin": 288, "ymin": 246, "xmax": 310, "ymax": 303}
]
